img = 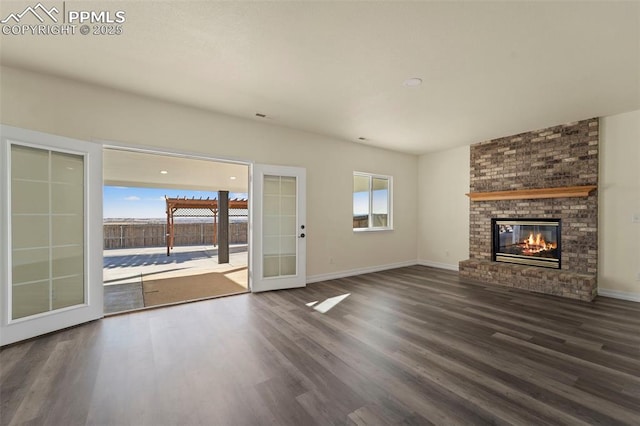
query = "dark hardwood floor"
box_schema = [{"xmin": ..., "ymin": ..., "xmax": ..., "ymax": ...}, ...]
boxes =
[{"xmin": 2, "ymin": 266, "xmax": 639, "ymax": 425}]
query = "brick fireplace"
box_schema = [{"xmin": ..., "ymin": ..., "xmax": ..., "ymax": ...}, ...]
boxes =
[{"xmin": 459, "ymin": 118, "xmax": 598, "ymax": 301}]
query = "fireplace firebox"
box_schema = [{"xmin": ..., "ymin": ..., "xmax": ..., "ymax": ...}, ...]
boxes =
[{"xmin": 492, "ymin": 218, "xmax": 561, "ymax": 269}]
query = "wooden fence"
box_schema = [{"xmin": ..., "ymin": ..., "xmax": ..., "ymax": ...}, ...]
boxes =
[{"xmin": 104, "ymin": 222, "xmax": 248, "ymax": 249}]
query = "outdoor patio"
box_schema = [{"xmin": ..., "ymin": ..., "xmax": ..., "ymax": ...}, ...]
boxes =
[{"xmin": 103, "ymin": 244, "xmax": 248, "ymax": 313}]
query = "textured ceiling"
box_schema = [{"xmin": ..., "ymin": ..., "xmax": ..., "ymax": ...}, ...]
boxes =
[{"xmin": 1, "ymin": 1, "xmax": 639, "ymax": 154}]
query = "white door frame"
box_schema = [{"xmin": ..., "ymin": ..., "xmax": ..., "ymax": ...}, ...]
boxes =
[{"xmin": 0, "ymin": 125, "xmax": 103, "ymax": 346}]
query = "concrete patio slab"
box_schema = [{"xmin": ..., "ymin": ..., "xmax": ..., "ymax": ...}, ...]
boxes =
[{"xmin": 103, "ymin": 244, "xmax": 248, "ymax": 313}]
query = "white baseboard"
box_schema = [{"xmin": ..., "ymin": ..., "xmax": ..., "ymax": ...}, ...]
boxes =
[
  {"xmin": 417, "ymin": 259, "xmax": 459, "ymax": 271},
  {"xmin": 597, "ymin": 288, "xmax": 640, "ymax": 303},
  {"xmin": 306, "ymin": 260, "xmax": 417, "ymax": 284}
]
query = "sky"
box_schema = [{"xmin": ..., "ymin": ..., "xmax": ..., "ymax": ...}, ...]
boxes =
[
  {"xmin": 353, "ymin": 189, "xmax": 388, "ymax": 216},
  {"xmin": 103, "ymin": 186, "xmax": 247, "ymax": 219},
  {"xmin": 105, "ymin": 186, "xmax": 385, "ymax": 218}
]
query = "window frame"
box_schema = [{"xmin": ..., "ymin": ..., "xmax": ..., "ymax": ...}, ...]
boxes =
[{"xmin": 352, "ymin": 171, "xmax": 393, "ymax": 232}]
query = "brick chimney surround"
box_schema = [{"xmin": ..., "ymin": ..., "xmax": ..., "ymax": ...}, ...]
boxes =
[{"xmin": 459, "ymin": 118, "xmax": 598, "ymax": 301}]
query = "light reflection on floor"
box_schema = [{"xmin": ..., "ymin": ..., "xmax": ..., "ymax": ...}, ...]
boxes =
[{"xmin": 309, "ymin": 293, "xmax": 351, "ymax": 313}]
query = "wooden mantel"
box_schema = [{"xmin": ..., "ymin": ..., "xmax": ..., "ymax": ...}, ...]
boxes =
[{"xmin": 466, "ymin": 185, "xmax": 597, "ymax": 201}]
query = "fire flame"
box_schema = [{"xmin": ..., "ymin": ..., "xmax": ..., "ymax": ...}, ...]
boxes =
[{"xmin": 523, "ymin": 233, "xmax": 557, "ymax": 254}]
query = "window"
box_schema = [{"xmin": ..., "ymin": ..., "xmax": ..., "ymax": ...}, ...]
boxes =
[{"xmin": 353, "ymin": 172, "xmax": 392, "ymax": 231}]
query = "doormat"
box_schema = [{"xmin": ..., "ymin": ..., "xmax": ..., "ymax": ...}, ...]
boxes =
[{"xmin": 142, "ymin": 268, "xmax": 247, "ymax": 307}]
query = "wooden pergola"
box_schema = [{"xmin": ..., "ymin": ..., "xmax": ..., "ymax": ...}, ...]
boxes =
[{"xmin": 165, "ymin": 195, "xmax": 248, "ymax": 260}]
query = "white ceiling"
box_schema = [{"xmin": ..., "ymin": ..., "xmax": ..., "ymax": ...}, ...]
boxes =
[
  {"xmin": 1, "ymin": 1, "xmax": 639, "ymax": 154},
  {"xmin": 103, "ymin": 149, "xmax": 249, "ymax": 193}
]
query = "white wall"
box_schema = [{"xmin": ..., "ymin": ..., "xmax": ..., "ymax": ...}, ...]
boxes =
[
  {"xmin": 0, "ymin": 66, "xmax": 418, "ymax": 281},
  {"xmin": 417, "ymin": 145, "xmax": 470, "ymax": 270},
  {"xmin": 2, "ymin": 65, "xmax": 637, "ymax": 300},
  {"xmin": 599, "ymin": 110, "xmax": 640, "ymax": 301}
]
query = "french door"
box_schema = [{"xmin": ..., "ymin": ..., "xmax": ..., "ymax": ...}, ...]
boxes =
[
  {"xmin": 0, "ymin": 126, "xmax": 103, "ymax": 346},
  {"xmin": 251, "ymin": 164, "xmax": 306, "ymax": 292}
]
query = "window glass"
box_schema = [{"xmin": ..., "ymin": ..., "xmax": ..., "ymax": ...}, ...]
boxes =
[
  {"xmin": 353, "ymin": 174, "xmax": 370, "ymax": 229},
  {"xmin": 372, "ymin": 178, "xmax": 389, "ymax": 228}
]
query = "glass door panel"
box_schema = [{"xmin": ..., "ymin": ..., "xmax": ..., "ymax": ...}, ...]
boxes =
[
  {"xmin": 10, "ymin": 145, "xmax": 85, "ymax": 319},
  {"xmin": 263, "ymin": 175, "xmax": 297, "ymax": 278}
]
